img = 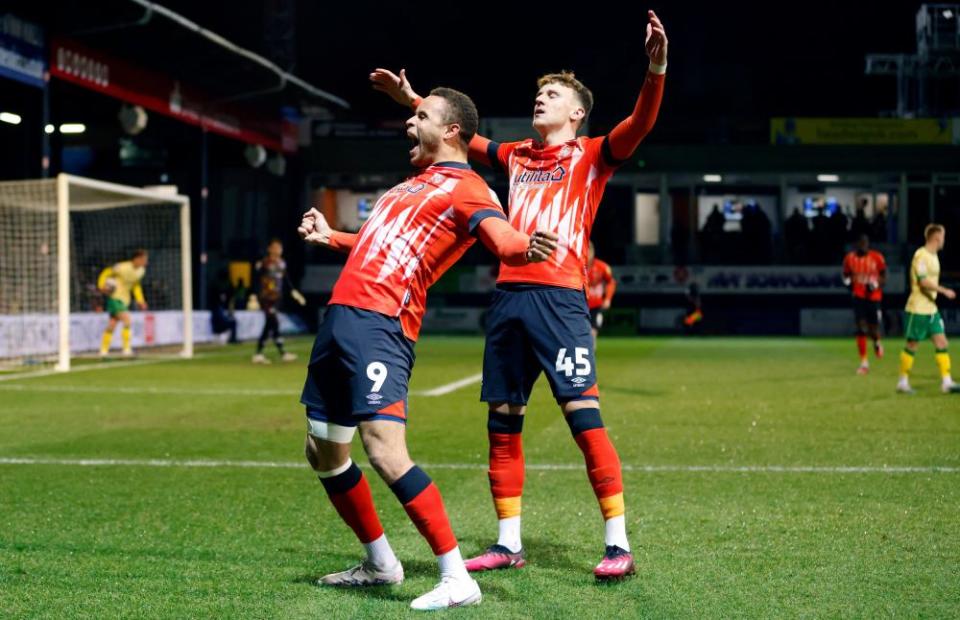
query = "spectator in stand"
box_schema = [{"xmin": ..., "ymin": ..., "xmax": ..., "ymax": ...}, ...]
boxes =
[{"xmin": 784, "ymin": 207, "xmax": 808, "ymax": 264}]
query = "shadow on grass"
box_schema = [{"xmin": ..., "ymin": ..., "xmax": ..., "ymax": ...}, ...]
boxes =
[
  {"xmin": 603, "ymin": 385, "xmax": 670, "ymax": 398},
  {"xmin": 294, "ymin": 556, "xmax": 515, "ymax": 605}
]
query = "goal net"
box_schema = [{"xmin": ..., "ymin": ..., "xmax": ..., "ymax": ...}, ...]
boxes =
[{"xmin": 0, "ymin": 174, "xmax": 192, "ymax": 371}]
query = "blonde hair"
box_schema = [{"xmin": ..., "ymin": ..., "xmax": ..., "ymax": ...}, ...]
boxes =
[{"xmin": 537, "ymin": 71, "xmax": 594, "ymax": 127}]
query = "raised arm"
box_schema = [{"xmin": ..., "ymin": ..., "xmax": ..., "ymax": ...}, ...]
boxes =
[
  {"xmin": 370, "ymin": 67, "xmax": 422, "ymax": 109},
  {"xmin": 298, "ymin": 207, "xmax": 356, "ymax": 254},
  {"xmin": 370, "ymin": 68, "xmax": 501, "ymax": 169},
  {"xmin": 604, "ymin": 10, "xmax": 668, "ymax": 164}
]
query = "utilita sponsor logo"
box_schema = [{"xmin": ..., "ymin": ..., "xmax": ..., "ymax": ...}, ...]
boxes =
[
  {"xmin": 513, "ymin": 166, "xmax": 566, "ymax": 185},
  {"xmin": 56, "ymin": 47, "xmax": 109, "ymax": 87}
]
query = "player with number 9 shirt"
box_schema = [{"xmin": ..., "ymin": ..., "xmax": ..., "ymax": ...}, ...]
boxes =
[{"xmin": 295, "ymin": 86, "xmax": 557, "ymax": 610}]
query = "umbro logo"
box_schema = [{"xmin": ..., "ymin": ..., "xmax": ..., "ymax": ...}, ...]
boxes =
[
  {"xmin": 366, "ymin": 393, "xmax": 383, "ymax": 404},
  {"xmin": 571, "ymin": 376, "xmax": 587, "ymax": 385}
]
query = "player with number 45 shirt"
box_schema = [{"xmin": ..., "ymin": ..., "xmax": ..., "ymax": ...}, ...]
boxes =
[{"xmin": 370, "ymin": 9, "xmax": 668, "ymax": 581}]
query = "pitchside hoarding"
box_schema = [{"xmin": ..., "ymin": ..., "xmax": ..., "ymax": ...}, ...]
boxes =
[
  {"xmin": 303, "ymin": 265, "xmax": 906, "ymax": 296},
  {"xmin": 0, "ymin": 311, "xmax": 305, "ymax": 359}
]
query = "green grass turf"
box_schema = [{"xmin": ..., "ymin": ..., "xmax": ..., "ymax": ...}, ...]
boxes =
[{"xmin": 1, "ymin": 336, "xmax": 958, "ymax": 618}]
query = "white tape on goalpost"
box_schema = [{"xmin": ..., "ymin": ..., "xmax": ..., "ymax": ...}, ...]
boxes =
[{"xmin": 0, "ymin": 174, "xmax": 192, "ymax": 371}]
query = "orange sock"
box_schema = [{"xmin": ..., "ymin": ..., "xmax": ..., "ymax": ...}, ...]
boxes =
[
  {"xmin": 319, "ymin": 462, "xmax": 384, "ymax": 544},
  {"xmin": 856, "ymin": 334, "xmax": 867, "ymax": 361},
  {"xmin": 391, "ymin": 466, "xmax": 457, "ymax": 555},
  {"xmin": 488, "ymin": 412, "xmax": 524, "ymax": 519},
  {"xmin": 567, "ymin": 408, "xmax": 625, "ymax": 519}
]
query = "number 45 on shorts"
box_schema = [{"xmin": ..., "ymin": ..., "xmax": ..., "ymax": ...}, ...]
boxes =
[{"xmin": 555, "ymin": 347, "xmax": 591, "ymax": 377}]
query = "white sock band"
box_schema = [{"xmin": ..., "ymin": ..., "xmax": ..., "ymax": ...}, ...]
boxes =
[
  {"xmin": 364, "ymin": 533, "xmax": 399, "ymax": 570},
  {"xmin": 496, "ymin": 516, "xmax": 522, "ymax": 553},
  {"xmin": 316, "ymin": 458, "xmax": 353, "ymax": 479},
  {"xmin": 437, "ymin": 546, "xmax": 470, "ymax": 581},
  {"xmin": 604, "ymin": 515, "xmax": 630, "ymax": 551}
]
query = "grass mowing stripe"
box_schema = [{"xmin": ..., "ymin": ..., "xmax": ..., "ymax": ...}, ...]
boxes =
[{"xmin": 1, "ymin": 456, "xmax": 957, "ymax": 473}]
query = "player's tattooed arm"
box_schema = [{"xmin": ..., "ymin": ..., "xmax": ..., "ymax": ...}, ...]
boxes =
[
  {"xmin": 298, "ymin": 207, "xmax": 356, "ymax": 253},
  {"xmin": 370, "ymin": 68, "xmax": 422, "ymax": 109}
]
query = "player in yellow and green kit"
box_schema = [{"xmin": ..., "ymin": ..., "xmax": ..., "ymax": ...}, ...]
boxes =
[
  {"xmin": 97, "ymin": 249, "xmax": 149, "ymax": 357},
  {"xmin": 897, "ymin": 224, "xmax": 959, "ymax": 394}
]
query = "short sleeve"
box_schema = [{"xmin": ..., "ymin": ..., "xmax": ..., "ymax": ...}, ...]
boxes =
[{"xmin": 452, "ymin": 179, "xmax": 508, "ymax": 236}]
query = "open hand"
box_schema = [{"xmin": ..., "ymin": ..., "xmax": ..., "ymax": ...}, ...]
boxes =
[
  {"xmin": 369, "ymin": 68, "xmax": 419, "ymax": 107},
  {"xmin": 646, "ymin": 10, "xmax": 668, "ymax": 66}
]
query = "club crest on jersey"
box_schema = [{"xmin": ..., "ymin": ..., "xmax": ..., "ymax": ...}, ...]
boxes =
[{"xmin": 513, "ymin": 166, "xmax": 566, "ymax": 185}]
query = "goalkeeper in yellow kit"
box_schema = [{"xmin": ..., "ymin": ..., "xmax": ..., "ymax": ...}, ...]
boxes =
[{"xmin": 97, "ymin": 249, "xmax": 149, "ymax": 357}]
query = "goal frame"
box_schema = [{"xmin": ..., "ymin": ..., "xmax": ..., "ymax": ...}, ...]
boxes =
[{"xmin": 53, "ymin": 174, "xmax": 193, "ymax": 371}]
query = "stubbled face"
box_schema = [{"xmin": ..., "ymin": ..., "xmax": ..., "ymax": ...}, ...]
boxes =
[
  {"xmin": 406, "ymin": 95, "xmax": 455, "ymax": 167},
  {"xmin": 532, "ymin": 81, "xmax": 583, "ymax": 135},
  {"xmin": 268, "ymin": 242, "xmax": 282, "ymax": 259},
  {"xmin": 133, "ymin": 255, "xmax": 148, "ymax": 268}
]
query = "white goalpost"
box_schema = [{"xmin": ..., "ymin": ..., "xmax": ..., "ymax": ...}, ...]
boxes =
[{"xmin": 0, "ymin": 174, "xmax": 192, "ymax": 372}]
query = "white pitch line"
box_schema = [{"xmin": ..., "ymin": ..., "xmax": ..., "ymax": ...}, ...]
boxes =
[
  {"xmin": 0, "ymin": 373, "xmax": 482, "ymax": 398},
  {"xmin": 0, "ymin": 368, "xmax": 479, "ymax": 398},
  {"xmin": 0, "ymin": 456, "xmax": 957, "ymax": 474},
  {"xmin": 0, "ymin": 384, "xmax": 296, "ymax": 397},
  {"xmin": 0, "ymin": 359, "xmax": 159, "ymax": 382},
  {"xmin": 0, "ymin": 354, "xmax": 210, "ymax": 383},
  {"xmin": 414, "ymin": 372, "xmax": 483, "ymax": 397}
]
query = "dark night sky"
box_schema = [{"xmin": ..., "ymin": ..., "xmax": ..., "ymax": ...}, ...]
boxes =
[
  {"xmin": 292, "ymin": 1, "xmax": 923, "ymax": 135},
  {"xmin": 8, "ymin": 1, "xmax": 929, "ymax": 141}
]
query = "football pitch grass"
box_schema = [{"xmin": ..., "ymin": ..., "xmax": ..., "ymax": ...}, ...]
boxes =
[{"xmin": 1, "ymin": 336, "xmax": 957, "ymax": 618}]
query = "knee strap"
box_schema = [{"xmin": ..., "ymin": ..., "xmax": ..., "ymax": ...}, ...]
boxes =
[{"xmin": 306, "ymin": 419, "xmax": 356, "ymax": 443}]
